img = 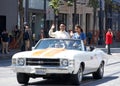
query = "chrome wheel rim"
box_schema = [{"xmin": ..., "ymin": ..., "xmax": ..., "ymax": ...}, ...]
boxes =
[
  {"xmin": 78, "ymin": 68, "xmax": 82, "ymax": 82},
  {"xmin": 100, "ymin": 64, "xmax": 104, "ymax": 76}
]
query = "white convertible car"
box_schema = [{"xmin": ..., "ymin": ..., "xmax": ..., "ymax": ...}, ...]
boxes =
[{"xmin": 12, "ymin": 38, "xmax": 108, "ymax": 85}]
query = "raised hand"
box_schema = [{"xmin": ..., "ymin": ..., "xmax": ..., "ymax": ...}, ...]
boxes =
[{"xmin": 51, "ymin": 24, "xmax": 55, "ymax": 29}]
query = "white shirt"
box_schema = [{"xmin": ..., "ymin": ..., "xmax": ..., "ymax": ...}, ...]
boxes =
[{"xmin": 49, "ymin": 29, "xmax": 70, "ymax": 39}]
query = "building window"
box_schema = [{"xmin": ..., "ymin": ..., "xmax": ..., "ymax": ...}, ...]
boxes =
[
  {"xmin": 58, "ymin": 13, "xmax": 67, "ymax": 26},
  {"xmin": 72, "ymin": 14, "xmax": 79, "ymax": 25},
  {"xmin": 80, "ymin": 14, "xmax": 83, "ymax": 26}
]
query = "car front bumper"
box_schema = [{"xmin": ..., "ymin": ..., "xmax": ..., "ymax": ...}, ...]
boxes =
[{"xmin": 12, "ymin": 66, "xmax": 74, "ymax": 75}]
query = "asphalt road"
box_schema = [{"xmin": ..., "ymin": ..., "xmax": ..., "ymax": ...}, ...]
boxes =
[{"xmin": 0, "ymin": 53, "xmax": 120, "ymax": 86}]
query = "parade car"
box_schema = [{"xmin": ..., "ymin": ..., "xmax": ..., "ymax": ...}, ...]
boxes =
[{"xmin": 12, "ymin": 38, "xmax": 108, "ymax": 85}]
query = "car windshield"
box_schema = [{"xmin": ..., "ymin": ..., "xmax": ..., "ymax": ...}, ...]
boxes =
[{"xmin": 34, "ymin": 38, "xmax": 83, "ymax": 50}]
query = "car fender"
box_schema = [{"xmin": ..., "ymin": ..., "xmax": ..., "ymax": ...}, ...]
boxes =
[{"xmin": 72, "ymin": 55, "xmax": 84, "ymax": 74}]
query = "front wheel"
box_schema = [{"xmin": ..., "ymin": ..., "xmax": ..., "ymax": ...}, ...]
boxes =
[
  {"xmin": 17, "ymin": 73, "xmax": 29, "ymax": 84},
  {"xmin": 92, "ymin": 62, "xmax": 104, "ymax": 79},
  {"xmin": 71, "ymin": 66, "xmax": 83, "ymax": 85}
]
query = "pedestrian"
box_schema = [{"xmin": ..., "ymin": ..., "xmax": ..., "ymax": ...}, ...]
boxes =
[
  {"xmin": 105, "ymin": 28, "xmax": 113, "ymax": 55},
  {"xmin": 49, "ymin": 23, "xmax": 70, "ymax": 39},
  {"xmin": 23, "ymin": 25, "xmax": 32, "ymax": 51},
  {"xmin": 13, "ymin": 25, "xmax": 20, "ymax": 39},
  {"xmin": 1, "ymin": 29, "xmax": 9, "ymax": 54},
  {"xmin": 40, "ymin": 29, "xmax": 44, "ymax": 39},
  {"xmin": 72, "ymin": 24, "xmax": 86, "ymax": 45}
]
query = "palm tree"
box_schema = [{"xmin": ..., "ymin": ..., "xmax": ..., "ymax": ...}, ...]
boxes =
[
  {"xmin": 88, "ymin": 0, "xmax": 99, "ymax": 35},
  {"xmin": 64, "ymin": 0, "xmax": 74, "ymax": 6},
  {"xmin": 18, "ymin": 0, "xmax": 24, "ymax": 30},
  {"xmin": 15, "ymin": 0, "xmax": 24, "ymax": 48},
  {"xmin": 104, "ymin": 0, "xmax": 112, "ymax": 29},
  {"xmin": 49, "ymin": 0, "xmax": 74, "ymax": 30},
  {"xmin": 49, "ymin": 0, "xmax": 60, "ymax": 30},
  {"xmin": 64, "ymin": 0, "xmax": 74, "ymax": 30}
]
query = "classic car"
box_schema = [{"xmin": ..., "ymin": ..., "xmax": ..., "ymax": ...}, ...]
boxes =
[{"xmin": 12, "ymin": 38, "xmax": 108, "ymax": 85}]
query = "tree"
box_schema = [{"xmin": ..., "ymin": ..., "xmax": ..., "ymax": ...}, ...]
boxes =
[
  {"xmin": 49, "ymin": 0, "xmax": 74, "ymax": 30},
  {"xmin": 64, "ymin": 0, "xmax": 73, "ymax": 6},
  {"xmin": 16, "ymin": 0, "xmax": 24, "ymax": 48},
  {"xmin": 64, "ymin": 0, "xmax": 74, "ymax": 30},
  {"xmin": 49, "ymin": 0, "xmax": 60, "ymax": 30},
  {"xmin": 104, "ymin": 0, "xmax": 112, "ymax": 29},
  {"xmin": 49, "ymin": 0, "xmax": 59, "ymax": 17},
  {"xmin": 18, "ymin": 0, "xmax": 24, "ymax": 30},
  {"xmin": 88, "ymin": 0, "xmax": 99, "ymax": 35}
]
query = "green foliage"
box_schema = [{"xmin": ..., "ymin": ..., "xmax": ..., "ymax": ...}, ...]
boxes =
[
  {"xmin": 88, "ymin": 0, "xmax": 99, "ymax": 9},
  {"xmin": 105, "ymin": 0, "xmax": 112, "ymax": 4},
  {"xmin": 112, "ymin": 4, "xmax": 120, "ymax": 11},
  {"xmin": 67, "ymin": 0, "xmax": 74, "ymax": 6},
  {"xmin": 49, "ymin": 0, "xmax": 59, "ymax": 15},
  {"xmin": 64, "ymin": 0, "xmax": 74, "ymax": 6}
]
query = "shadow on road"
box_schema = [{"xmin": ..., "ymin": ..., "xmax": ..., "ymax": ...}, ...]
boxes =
[
  {"xmin": 21, "ymin": 75, "xmax": 118, "ymax": 86},
  {"xmin": 23, "ymin": 79, "xmax": 72, "ymax": 86},
  {"xmin": 81, "ymin": 76, "xmax": 118, "ymax": 86},
  {"xmin": 107, "ymin": 61, "xmax": 120, "ymax": 66}
]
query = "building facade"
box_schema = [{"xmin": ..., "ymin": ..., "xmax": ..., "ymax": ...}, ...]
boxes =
[
  {"xmin": 48, "ymin": 0, "xmax": 101, "ymax": 44},
  {"xmin": 1, "ymin": 0, "xmax": 119, "ymax": 43},
  {"xmin": 25, "ymin": 0, "xmax": 101, "ymax": 43},
  {"xmin": 112, "ymin": 0, "xmax": 120, "ymax": 41},
  {"xmin": 0, "ymin": 0, "xmax": 18, "ymax": 35},
  {"xmin": 24, "ymin": 0, "xmax": 120, "ymax": 42}
]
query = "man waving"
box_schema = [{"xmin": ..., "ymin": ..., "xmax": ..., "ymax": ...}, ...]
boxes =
[{"xmin": 49, "ymin": 23, "xmax": 70, "ymax": 39}]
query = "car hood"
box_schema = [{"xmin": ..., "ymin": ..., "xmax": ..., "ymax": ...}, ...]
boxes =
[{"xmin": 12, "ymin": 48, "xmax": 82, "ymax": 59}]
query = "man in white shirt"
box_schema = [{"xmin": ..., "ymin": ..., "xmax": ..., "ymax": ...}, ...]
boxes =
[{"xmin": 49, "ymin": 23, "xmax": 70, "ymax": 39}]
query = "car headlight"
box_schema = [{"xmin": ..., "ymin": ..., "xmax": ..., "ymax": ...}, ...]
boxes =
[
  {"xmin": 17, "ymin": 58, "xmax": 25, "ymax": 66},
  {"xmin": 61, "ymin": 59, "xmax": 68, "ymax": 66}
]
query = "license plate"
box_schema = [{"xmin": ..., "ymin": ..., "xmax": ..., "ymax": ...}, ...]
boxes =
[{"xmin": 35, "ymin": 68, "xmax": 46, "ymax": 75}]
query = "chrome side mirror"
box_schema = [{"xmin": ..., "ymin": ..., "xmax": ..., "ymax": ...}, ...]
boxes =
[{"xmin": 32, "ymin": 47, "xmax": 35, "ymax": 50}]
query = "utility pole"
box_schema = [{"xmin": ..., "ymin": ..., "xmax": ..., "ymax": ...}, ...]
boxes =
[
  {"xmin": 98, "ymin": 0, "xmax": 104, "ymax": 45},
  {"xmin": 22, "ymin": 0, "xmax": 28, "ymax": 51},
  {"xmin": 24, "ymin": 0, "xmax": 29, "ymax": 25},
  {"xmin": 73, "ymin": 0, "xmax": 77, "ymax": 30},
  {"xmin": 44, "ymin": 0, "xmax": 47, "ymax": 37}
]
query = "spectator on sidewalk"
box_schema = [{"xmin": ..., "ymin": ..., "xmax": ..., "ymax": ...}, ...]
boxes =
[
  {"xmin": 105, "ymin": 28, "xmax": 113, "ymax": 55},
  {"xmin": 1, "ymin": 29, "xmax": 9, "ymax": 54},
  {"xmin": 49, "ymin": 23, "xmax": 70, "ymax": 39},
  {"xmin": 13, "ymin": 25, "xmax": 20, "ymax": 39},
  {"xmin": 40, "ymin": 29, "xmax": 45, "ymax": 39},
  {"xmin": 23, "ymin": 25, "xmax": 32, "ymax": 51}
]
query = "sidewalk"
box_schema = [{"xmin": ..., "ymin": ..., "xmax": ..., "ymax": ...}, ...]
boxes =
[
  {"xmin": 94, "ymin": 40, "xmax": 120, "ymax": 48},
  {"xmin": 0, "ymin": 49, "xmax": 21, "ymax": 60}
]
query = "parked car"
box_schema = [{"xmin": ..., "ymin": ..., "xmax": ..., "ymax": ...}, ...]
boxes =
[{"xmin": 12, "ymin": 38, "xmax": 108, "ymax": 85}]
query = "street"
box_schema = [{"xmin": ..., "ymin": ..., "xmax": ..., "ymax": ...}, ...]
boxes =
[{"xmin": 0, "ymin": 53, "xmax": 120, "ymax": 86}]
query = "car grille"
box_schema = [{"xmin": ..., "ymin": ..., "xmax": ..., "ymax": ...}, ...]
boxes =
[{"xmin": 26, "ymin": 58, "xmax": 60, "ymax": 66}]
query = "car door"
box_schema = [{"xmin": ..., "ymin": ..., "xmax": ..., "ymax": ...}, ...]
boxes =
[{"xmin": 83, "ymin": 51, "xmax": 99, "ymax": 74}]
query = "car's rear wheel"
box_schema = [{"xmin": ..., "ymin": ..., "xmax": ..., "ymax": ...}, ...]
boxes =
[
  {"xmin": 17, "ymin": 73, "xmax": 29, "ymax": 84},
  {"xmin": 92, "ymin": 62, "xmax": 104, "ymax": 79},
  {"xmin": 71, "ymin": 66, "xmax": 83, "ymax": 85}
]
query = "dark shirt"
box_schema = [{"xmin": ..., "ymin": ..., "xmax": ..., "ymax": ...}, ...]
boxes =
[
  {"xmin": 1, "ymin": 32, "xmax": 9, "ymax": 42},
  {"xmin": 23, "ymin": 31, "xmax": 30, "ymax": 40}
]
